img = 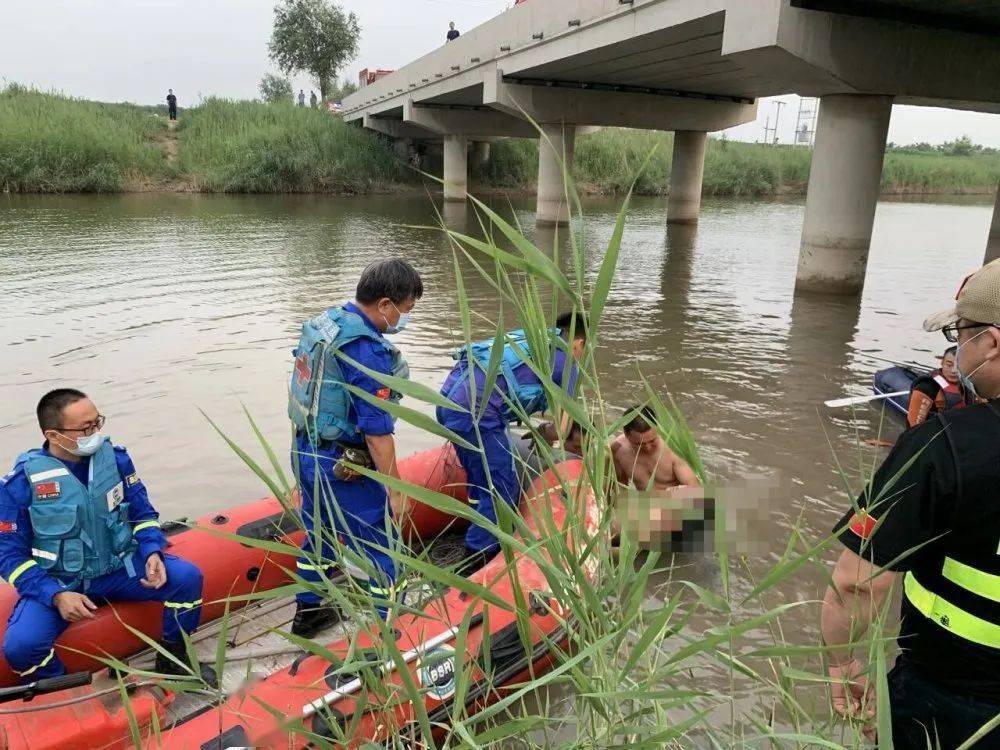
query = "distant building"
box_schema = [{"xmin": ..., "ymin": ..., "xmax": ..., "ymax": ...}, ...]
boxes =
[{"xmin": 358, "ymin": 68, "xmax": 394, "ymax": 88}]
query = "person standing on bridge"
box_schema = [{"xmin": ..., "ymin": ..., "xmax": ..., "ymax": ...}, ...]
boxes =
[
  {"xmin": 446, "ymin": 21, "xmax": 460, "ymax": 43},
  {"xmin": 166, "ymin": 89, "xmax": 177, "ymax": 121},
  {"xmin": 821, "ymin": 260, "xmax": 1000, "ymax": 747}
]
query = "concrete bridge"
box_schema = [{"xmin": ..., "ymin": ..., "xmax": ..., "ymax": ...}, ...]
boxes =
[{"xmin": 343, "ymin": 0, "xmax": 1000, "ymax": 294}]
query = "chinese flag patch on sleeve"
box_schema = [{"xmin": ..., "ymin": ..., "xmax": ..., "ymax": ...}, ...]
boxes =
[
  {"xmin": 849, "ymin": 510, "xmax": 878, "ymax": 540},
  {"xmin": 0, "ymin": 521, "xmax": 17, "ymax": 534},
  {"xmin": 376, "ymin": 387, "xmax": 391, "ymax": 400}
]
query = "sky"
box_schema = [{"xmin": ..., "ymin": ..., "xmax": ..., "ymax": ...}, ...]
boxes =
[{"xmin": 4, "ymin": 0, "xmax": 999, "ymax": 147}]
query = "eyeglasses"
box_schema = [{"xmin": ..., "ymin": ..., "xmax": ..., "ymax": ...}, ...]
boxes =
[
  {"xmin": 57, "ymin": 414, "xmax": 106, "ymax": 436},
  {"xmin": 941, "ymin": 322, "xmax": 999, "ymax": 343}
]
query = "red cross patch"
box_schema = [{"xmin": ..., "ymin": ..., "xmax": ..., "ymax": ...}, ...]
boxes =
[
  {"xmin": 294, "ymin": 353, "xmax": 313, "ymax": 386},
  {"xmin": 35, "ymin": 482, "xmax": 61, "ymax": 500}
]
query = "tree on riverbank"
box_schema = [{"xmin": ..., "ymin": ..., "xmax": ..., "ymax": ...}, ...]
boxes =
[
  {"xmin": 268, "ymin": 0, "xmax": 360, "ymax": 102},
  {"xmin": 258, "ymin": 74, "xmax": 294, "ymax": 105}
]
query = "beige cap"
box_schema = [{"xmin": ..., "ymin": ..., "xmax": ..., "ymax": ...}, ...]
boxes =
[{"xmin": 923, "ymin": 258, "xmax": 1000, "ymax": 332}]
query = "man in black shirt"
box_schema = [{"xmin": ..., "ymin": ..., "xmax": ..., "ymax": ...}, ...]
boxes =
[
  {"xmin": 166, "ymin": 89, "xmax": 177, "ymax": 121},
  {"xmin": 822, "ymin": 258, "xmax": 1000, "ymax": 748},
  {"xmin": 446, "ymin": 22, "xmax": 460, "ymax": 42}
]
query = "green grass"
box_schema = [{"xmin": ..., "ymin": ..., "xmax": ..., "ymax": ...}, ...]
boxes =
[
  {"xmin": 176, "ymin": 97, "xmax": 408, "ymax": 193},
  {"xmin": 3, "ymin": 84, "xmax": 998, "ymax": 198},
  {"xmin": 0, "ymin": 84, "xmax": 169, "ymax": 192},
  {"xmin": 482, "ymin": 128, "xmax": 1000, "ymax": 197}
]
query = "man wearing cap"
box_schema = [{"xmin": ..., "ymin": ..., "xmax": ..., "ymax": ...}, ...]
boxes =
[{"xmin": 821, "ymin": 259, "xmax": 1000, "ymax": 747}]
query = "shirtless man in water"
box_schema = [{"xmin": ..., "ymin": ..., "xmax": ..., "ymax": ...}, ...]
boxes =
[{"xmin": 612, "ymin": 404, "xmax": 700, "ymax": 491}]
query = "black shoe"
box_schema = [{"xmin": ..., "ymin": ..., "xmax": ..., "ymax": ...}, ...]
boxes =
[
  {"xmin": 155, "ymin": 640, "xmax": 219, "ymax": 688},
  {"xmin": 291, "ymin": 601, "xmax": 339, "ymax": 639}
]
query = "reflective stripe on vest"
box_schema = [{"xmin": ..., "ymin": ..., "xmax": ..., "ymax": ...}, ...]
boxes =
[
  {"xmin": 904, "ymin": 571, "xmax": 1000, "ymax": 648},
  {"xmin": 942, "ymin": 557, "xmax": 1000, "ymax": 604}
]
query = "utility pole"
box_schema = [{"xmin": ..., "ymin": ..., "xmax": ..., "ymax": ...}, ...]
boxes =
[{"xmin": 772, "ymin": 100, "xmax": 786, "ymax": 145}]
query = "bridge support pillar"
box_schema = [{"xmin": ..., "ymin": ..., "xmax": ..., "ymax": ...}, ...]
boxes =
[
  {"xmin": 795, "ymin": 94, "xmax": 892, "ymax": 295},
  {"xmin": 443, "ymin": 135, "xmax": 468, "ymax": 202},
  {"xmin": 667, "ymin": 131, "xmax": 708, "ymax": 224},
  {"xmin": 473, "ymin": 141, "xmax": 491, "ymax": 168},
  {"xmin": 985, "ymin": 183, "xmax": 1000, "ymax": 265},
  {"xmin": 537, "ymin": 123, "xmax": 576, "ymax": 226}
]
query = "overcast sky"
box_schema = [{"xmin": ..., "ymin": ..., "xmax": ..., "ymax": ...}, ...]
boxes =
[{"xmin": 4, "ymin": 0, "xmax": 999, "ymax": 147}]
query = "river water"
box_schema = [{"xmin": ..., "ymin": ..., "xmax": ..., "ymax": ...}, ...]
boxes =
[{"xmin": 0, "ymin": 190, "xmax": 994, "ymax": 712}]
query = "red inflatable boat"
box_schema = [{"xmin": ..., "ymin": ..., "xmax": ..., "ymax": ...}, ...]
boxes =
[
  {"xmin": 0, "ymin": 445, "xmax": 468, "ymax": 688},
  {"xmin": 0, "ymin": 457, "xmax": 600, "ymax": 750}
]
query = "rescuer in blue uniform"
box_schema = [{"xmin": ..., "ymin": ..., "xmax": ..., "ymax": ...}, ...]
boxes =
[
  {"xmin": 288, "ymin": 259, "xmax": 423, "ymax": 636},
  {"xmin": 0, "ymin": 389, "xmax": 215, "ymax": 685},
  {"xmin": 436, "ymin": 312, "xmax": 587, "ymax": 569}
]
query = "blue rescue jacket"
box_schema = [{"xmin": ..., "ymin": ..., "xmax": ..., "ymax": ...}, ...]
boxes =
[
  {"xmin": 19, "ymin": 438, "xmax": 137, "ymax": 584},
  {"xmin": 452, "ymin": 329, "xmax": 549, "ymax": 420},
  {"xmin": 288, "ymin": 306, "xmax": 409, "ymax": 443}
]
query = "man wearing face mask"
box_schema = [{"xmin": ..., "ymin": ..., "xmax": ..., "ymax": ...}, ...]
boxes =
[
  {"xmin": 287, "ymin": 259, "xmax": 422, "ymax": 635},
  {"xmin": 822, "ymin": 260, "xmax": 1000, "ymax": 748},
  {"xmin": 0, "ymin": 389, "xmax": 215, "ymax": 685}
]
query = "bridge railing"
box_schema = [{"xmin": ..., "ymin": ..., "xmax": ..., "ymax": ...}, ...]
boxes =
[{"xmin": 342, "ymin": 0, "xmax": 638, "ymax": 118}]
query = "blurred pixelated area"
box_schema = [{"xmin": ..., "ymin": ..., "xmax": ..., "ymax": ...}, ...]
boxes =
[{"xmin": 617, "ymin": 476, "xmax": 782, "ymax": 555}]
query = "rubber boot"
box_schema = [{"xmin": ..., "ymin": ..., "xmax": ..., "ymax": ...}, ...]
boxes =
[
  {"xmin": 155, "ymin": 640, "xmax": 219, "ymax": 688},
  {"xmin": 291, "ymin": 601, "xmax": 338, "ymax": 639}
]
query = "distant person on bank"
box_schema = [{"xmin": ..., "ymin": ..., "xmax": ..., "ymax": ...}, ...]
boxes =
[
  {"xmin": 446, "ymin": 22, "xmax": 460, "ymax": 42},
  {"xmin": 309, "ymin": 91, "xmax": 317, "ymax": 109},
  {"xmin": 298, "ymin": 90, "xmax": 305, "ymax": 107},
  {"xmin": 906, "ymin": 346, "xmax": 968, "ymax": 427},
  {"xmin": 166, "ymin": 89, "xmax": 177, "ymax": 121},
  {"xmin": 0, "ymin": 389, "xmax": 215, "ymax": 685}
]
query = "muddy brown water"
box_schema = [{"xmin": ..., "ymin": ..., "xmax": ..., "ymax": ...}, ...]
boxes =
[{"xmin": 0, "ymin": 191, "xmax": 994, "ymax": 731}]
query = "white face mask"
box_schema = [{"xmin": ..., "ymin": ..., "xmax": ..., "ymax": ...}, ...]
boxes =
[
  {"xmin": 58, "ymin": 431, "xmax": 104, "ymax": 457},
  {"xmin": 382, "ymin": 302, "xmax": 411, "ymax": 334}
]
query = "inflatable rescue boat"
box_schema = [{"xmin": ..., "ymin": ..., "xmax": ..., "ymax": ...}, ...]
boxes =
[{"xmin": 0, "ymin": 453, "xmax": 601, "ymax": 749}]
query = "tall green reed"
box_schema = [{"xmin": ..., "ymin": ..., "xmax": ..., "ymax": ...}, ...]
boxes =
[{"xmin": 115, "ymin": 153, "xmax": 914, "ymax": 750}]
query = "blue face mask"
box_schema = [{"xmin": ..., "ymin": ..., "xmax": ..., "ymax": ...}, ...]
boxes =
[
  {"xmin": 383, "ymin": 302, "xmax": 411, "ymax": 335},
  {"xmin": 61, "ymin": 431, "xmax": 104, "ymax": 457}
]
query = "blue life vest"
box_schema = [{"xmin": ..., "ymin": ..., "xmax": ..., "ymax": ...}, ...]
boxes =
[
  {"xmin": 288, "ymin": 306, "xmax": 408, "ymax": 443},
  {"xmin": 452, "ymin": 329, "xmax": 551, "ymax": 421},
  {"xmin": 19, "ymin": 439, "xmax": 136, "ymax": 583}
]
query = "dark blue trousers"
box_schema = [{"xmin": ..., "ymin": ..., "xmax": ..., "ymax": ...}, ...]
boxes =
[
  {"xmin": 451, "ymin": 427, "xmax": 520, "ymax": 553},
  {"xmin": 3, "ymin": 553, "xmax": 203, "ymax": 681}
]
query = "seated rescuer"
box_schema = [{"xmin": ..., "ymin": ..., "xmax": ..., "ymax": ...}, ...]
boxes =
[
  {"xmin": 0, "ymin": 390, "xmax": 215, "ymax": 685},
  {"xmin": 436, "ymin": 313, "xmax": 586, "ymax": 569},
  {"xmin": 611, "ymin": 405, "xmax": 700, "ymax": 492},
  {"xmin": 287, "ymin": 259, "xmax": 422, "ymax": 635},
  {"xmin": 821, "ymin": 260, "xmax": 1000, "ymax": 748},
  {"xmin": 906, "ymin": 346, "xmax": 968, "ymax": 427}
]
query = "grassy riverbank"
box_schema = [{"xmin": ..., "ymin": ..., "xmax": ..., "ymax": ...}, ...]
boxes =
[
  {"xmin": 478, "ymin": 129, "xmax": 1000, "ymax": 197},
  {"xmin": 2, "ymin": 85, "xmax": 998, "ymax": 197}
]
